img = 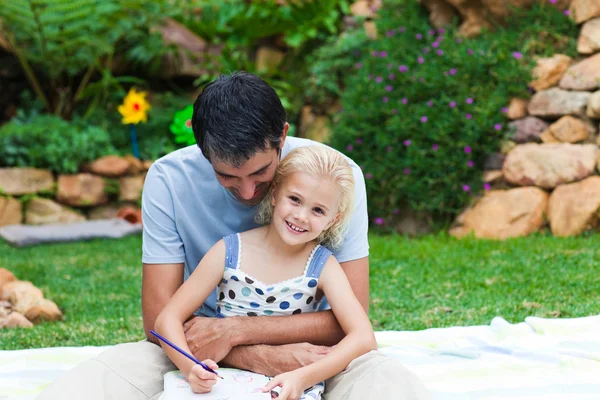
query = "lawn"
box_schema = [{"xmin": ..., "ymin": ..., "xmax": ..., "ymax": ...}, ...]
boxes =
[{"xmin": 2, "ymin": 232, "xmax": 599, "ymax": 350}]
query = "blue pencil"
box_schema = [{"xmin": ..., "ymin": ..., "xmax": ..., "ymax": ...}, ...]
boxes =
[{"xmin": 150, "ymin": 330, "xmax": 223, "ymax": 379}]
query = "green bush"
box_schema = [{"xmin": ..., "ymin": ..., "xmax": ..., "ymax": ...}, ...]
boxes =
[
  {"xmin": 307, "ymin": 1, "xmax": 577, "ymax": 225},
  {"xmin": 0, "ymin": 114, "xmax": 116, "ymax": 174}
]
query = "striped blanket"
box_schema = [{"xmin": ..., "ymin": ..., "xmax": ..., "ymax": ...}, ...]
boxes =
[{"xmin": 3, "ymin": 315, "xmax": 600, "ymax": 400}]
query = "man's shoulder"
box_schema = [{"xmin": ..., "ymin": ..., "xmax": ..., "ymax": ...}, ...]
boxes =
[
  {"xmin": 150, "ymin": 145, "xmax": 211, "ymax": 176},
  {"xmin": 285, "ymin": 137, "xmax": 363, "ymax": 174}
]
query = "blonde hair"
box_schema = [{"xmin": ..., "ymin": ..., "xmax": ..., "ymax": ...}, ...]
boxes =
[{"xmin": 255, "ymin": 145, "xmax": 355, "ymax": 249}]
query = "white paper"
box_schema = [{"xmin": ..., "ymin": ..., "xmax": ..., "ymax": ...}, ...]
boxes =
[{"xmin": 164, "ymin": 368, "xmax": 271, "ymax": 400}]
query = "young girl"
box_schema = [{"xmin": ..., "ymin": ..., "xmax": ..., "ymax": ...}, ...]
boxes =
[{"xmin": 154, "ymin": 145, "xmax": 377, "ymax": 400}]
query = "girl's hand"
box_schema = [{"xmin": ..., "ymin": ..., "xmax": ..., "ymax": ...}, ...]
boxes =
[
  {"xmin": 261, "ymin": 371, "xmax": 307, "ymax": 400},
  {"xmin": 187, "ymin": 360, "xmax": 219, "ymax": 394}
]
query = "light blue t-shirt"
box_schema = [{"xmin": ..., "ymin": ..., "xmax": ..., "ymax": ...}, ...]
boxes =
[{"xmin": 141, "ymin": 137, "xmax": 369, "ymax": 317}]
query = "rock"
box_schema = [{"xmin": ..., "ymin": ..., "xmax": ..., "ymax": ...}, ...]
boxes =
[
  {"xmin": 569, "ymin": 0, "xmax": 600, "ymax": 24},
  {"xmin": 528, "ymin": 88, "xmax": 590, "ymax": 118},
  {"xmin": 0, "ymin": 197, "xmax": 22, "ymax": 227},
  {"xmin": 0, "ymin": 168, "xmax": 54, "ymax": 195},
  {"xmin": 299, "ymin": 106, "xmax": 332, "ymax": 143},
  {"xmin": 393, "ymin": 206, "xmax": 433, "ymax": 236},
  {"xmin": 548, "ymin": 176, "xmax": 600, "ymax": 236},
  {"xmin": 543, "ymin": 116, "xmax": 591, "ymax": 143},
  {"xmin": 142, "ymin": 160, "xmax": 154, "ymax": 171},
  {"xmin": 559, "ymin": 52, "xmax": 600, "ymax": 91},
  {"xmin": 420, "ymin": 0, "xmax": 458, "ymax": 28},
  {"xmin": 57, "ymin": 174, "xmax": 108, "ymax": 207},
  {"xmin": 449, "ymin": 187, "xmax": 548, "ymax": 240},
  {"xmin": 123, "ymin": 155, "xmax": 144, "ymax": 175},
  {"xmin": 350, "ymin": 0, "xmax": 377, "ymax": 18},
  {"xmin": 364, "ymin": 20, "xmax": 377, "ymax": 39},
  {"xmin": 481, "ymin": 0, "xmax": 537, "ymax": 18},
  {"xmin": 117, "ymin": 206, "xmax": 142, "ymax": 225},
  {"xmin": 119, "ymin": 175, "xmax": 145, "ymax": 202},
  {"xmin": 444, "ymin": 0, "xmax": 491, "ymax": 37},
  {"xmin": 484, "ymin": 153, "xmax": 506, "ymax": 170},
  {"xmin": 529, "ymin": 54, "xmax": 571, "ymax": 91},
  {"xmin": 0, "ymin": 268, "xmax": 17, "ymax": 290},
  {"xmin": 540, "ymin": 129, "xmax": 560, "ymax": 143},
  {"xmin": 508, "ymin": 116, "xmax": 549, "ymax": 143},
  {"xmin": 503, "ymin": 143, "xmax": 597, "ymax": 189},
  {"xmin": 483, "ymin": 170, "xmax": 503, "ymax": 183},
  {"xmin": 499, "ymin": 140, "xmax": 517, "ymax": 154},
  {"xmin": 25, "ymin": 198, "xmax": 85, "ymax": 225},
  {"xmin": 24, "ymin": 298, "xmax": 63, "ymax": 324},
  {"xmin": 88, "ymin": 204, "xmax": 122, "ymax": 220},
  {"xmin": 0, "ymin": 311, "xmax": 33, "ymax": 329},
  {"xmin": 507, "ymin": 98, "xmax": 528, "ymax": 120},
  {"xmin": 255, "ymin": 47, "xmax": 285, "ymax": 74},
  {"xmin": 578, "ymin": 18, "xmax": 600, "ymax": 54},
  {"xmin": 87, "ymin": 156, "xmax": 130, "ymax": 177},
  {"xmin": 586, "ymin": 90, "xmax": 600, "ymax": 118}
]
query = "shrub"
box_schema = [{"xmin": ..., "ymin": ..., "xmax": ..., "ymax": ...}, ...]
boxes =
[
  {"xmin": 306, "ymin": 1, "xmax": 577, "ymax": 226},
  {"xmin": 0, "ymin": 114, "xmax": 116, "ymax": 174}
]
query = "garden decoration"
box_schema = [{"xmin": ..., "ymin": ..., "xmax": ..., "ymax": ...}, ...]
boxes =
[
  {"xmin": 118, "ymin": 88, "xmax": 151, "ymax": 158},
  {"xmin": 169, "ymin": 105, "xmax": 196, "ymax": 146}
]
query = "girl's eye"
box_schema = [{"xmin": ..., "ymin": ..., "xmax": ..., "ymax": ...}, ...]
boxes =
[
  {"xmin": 313, "ymin": 208, "xmax": 324, "ymax": 215},
  {"xmin": 289, "ymin": 196, "xmax": 300, "ymax": 203}
]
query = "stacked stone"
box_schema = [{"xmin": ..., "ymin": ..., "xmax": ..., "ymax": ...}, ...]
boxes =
[
  {"xmin": 450, "ymin": 3, "xmax": 600, "ymax": 239},
  {"xmin": 0, "ymin": 156, "xmax": 151, "ymax": 228}
]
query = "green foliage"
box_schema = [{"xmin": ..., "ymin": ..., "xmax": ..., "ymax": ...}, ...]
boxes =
[
  {"xmin": 0, "ymin": 0, "xmax": 173, "ymax": 117},
  {"xmin": 0, "ymin": 114, "xmax": 116, "ymax": 174},
  {"xmin": 307, "ymin": 1, "xmax": 577, "ymax": 224}
]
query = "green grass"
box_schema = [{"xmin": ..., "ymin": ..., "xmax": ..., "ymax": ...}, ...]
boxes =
[{"xmin": 2, "ymin": 233, "xmax": 599, "ymax": 349}]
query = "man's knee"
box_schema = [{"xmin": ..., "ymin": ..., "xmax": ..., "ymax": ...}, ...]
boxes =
[{"xmin": 324, "ymin": 350, "xmax": 431, "ymax": 400}]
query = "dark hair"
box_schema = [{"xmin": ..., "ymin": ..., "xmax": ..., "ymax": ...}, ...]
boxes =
[{"xmin": 192, "ymin": 71, "xmax": 287, "ymax": 166}]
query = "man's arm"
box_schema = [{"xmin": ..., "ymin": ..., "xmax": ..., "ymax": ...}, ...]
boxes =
[{"xmin": 142, "ymin": 263, "xmax": 184, "ymax": 344}]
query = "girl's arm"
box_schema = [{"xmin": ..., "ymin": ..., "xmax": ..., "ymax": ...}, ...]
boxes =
[
  {"xmin": 154, "ymin": 239, "xmax": 225, "ymax": 377},
  {"xmin": 264, "ymin": 256, "xmax": 377, "ymax": 396}
]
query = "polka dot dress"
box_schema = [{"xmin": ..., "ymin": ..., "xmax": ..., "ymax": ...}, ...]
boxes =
[{"xmin": 216, "ymin": 233, "xmax": 330, "ymax": 399}]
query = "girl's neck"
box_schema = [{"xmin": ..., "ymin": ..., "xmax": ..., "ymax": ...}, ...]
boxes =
[{"xmin": 261, "ymin": 224, "xmax": 313, "ymax": 258}]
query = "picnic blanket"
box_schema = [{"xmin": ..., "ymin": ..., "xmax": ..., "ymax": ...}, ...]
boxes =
[{"xmin": 3, "ymin": 315, "xmax": 600, "ymax": 400}]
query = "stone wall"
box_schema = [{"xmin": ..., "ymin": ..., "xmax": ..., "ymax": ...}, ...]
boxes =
[
  {"xmin": 0, "ymin": 156, "xmax": 150, "ymax": 228},
  {"xmin": 446, "ymin": 2, "xmax": 600, "ymax": 239}
]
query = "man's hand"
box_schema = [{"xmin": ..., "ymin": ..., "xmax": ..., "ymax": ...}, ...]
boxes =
[
  {"xmin": 223, "ymin": 342, "xmax": 331, "ymax": 377},
  {"xmin": 184, "ymin": 316, "xmax": 240, "ymax": 362}
]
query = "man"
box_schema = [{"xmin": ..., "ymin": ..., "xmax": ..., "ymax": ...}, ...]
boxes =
[{"xmin": 37, "ymin": 72, "xmax": 430, "ymax": 400}]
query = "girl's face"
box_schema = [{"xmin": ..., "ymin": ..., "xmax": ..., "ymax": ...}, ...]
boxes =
[{"xmin": 271, "ymin": 171, "xmax": 341, "ymax": 247}]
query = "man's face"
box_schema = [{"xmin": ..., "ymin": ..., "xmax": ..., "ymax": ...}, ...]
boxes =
[{"xmin": 212, "ymin": 148, "xmax": 281, "ymax": 206}]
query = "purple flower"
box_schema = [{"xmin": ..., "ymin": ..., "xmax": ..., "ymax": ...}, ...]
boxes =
[
  {"xmin": 494, "ymin": 124, "xmax": 502, "ymax": 131},
  {"xmin": 456, "ymin": 38, "xmax": 463, "ymax": 43},
  {"xmin": 484, "ymin": 183, "xmax": 492, "ymax": 191},
  {"xmin": 398, "ymin": 27, "xmax": 405, "ymax": 32},
  {"xmin": 466, "ymin": 113, "xmax": 472, "ymax": 120},
  {"xmin": 420, "ymin": 116, "xmax": 428, "ymax": 123},
  {"xmin": 564, "ymin": 9, "xmax": 570, "ymax": 16},
  {"xmin": 380, "ymin": 51, "xmax": 387, "ymax": 57},
  {"xmin": 449, "ymin": 101, "xmax": 456, "ymax": 108},
  {"xmin": 391, "ymin": 108, "xmax": 398, "ymax": 114},
  {"xmin": 368, "ymin": 74, "xmax": 373, "ymax": 79},
  {"xmin": 423, "ymin": 47, "xmax": 430, "ymax": 53},
  {"xmin": 449, "ymin": 68, "xmax": 457, "ymax": 75},
  {"xmin": 385, "ymin": 85, "xmax": 392, "ymax": 92},
  {"xmin": 462, "ymin": 185, "xmax": 470, "ymax": 192},
  {"xmin": 429, "ymin": 29, "xmax": 436, "ymax": 36},
  {"xmin": 356, "ymin": 138, "xmax": 363, "ymax": 144},
  {"xmin": 374, "ymin": 217, "xmax": 384, "ymax": 225},
  {"xmin": 549, "ymin": 0, "xmax": 557, "ymax": 3},
  {"xmin": 432, "ymin": 41, "xmax": 439, "ymax": 48},
  {"xmin": 376, "ymin": 76, "xmax": 383, "ymax": 83},
  {"xmin": 386, "ymin": 30, "xmax": 395, "ymax": 37},
  {"xmin": 432, "ymin": 144, "xmax": 439, "ymax": 151},
  {"xmin": 388, "ymin": 73, "xmax": 396, "ymax": 80},
  {"xmin": 502, "ymin": 107, "xmax": 508, "ymax": 113},
  {"xmin": 401, "ymin": 98, "xmax": 408, "ymax": 104},
  {"xmin": 386, "ymin": 145, "xmax": 392, "ymax": 152},
  {"xmin": 355, "ymin": 62, "xmax": 362, "ymax": 69},
  {"xmin": 467, "ymin": 160, "xmax": 474, "ymax": 167},
  {"xmin": 427, "ymin": 100, "xmax": 434, "ymax": 107},
  {"xmin": 466, "ymin": 98, "xmax": 473, "ymax": 104},
  {"xmin": 416, "ymin": 33, "xmax": 423, "ymax": 39},
  {"xmin": 403, "ymin": 168, "xmax": 411, "ymax": 175},
  {"xmin": 464, "ymin": 146, "xmax": 472, "ymax": 154},
  {"xmin": 365, "ymin": 173, "xmax": 373, "ymax": 179},
  {"xmin": 346, "ymin": 145, "xmax": 353, "ymax": 152},
  {"xmin": 382, "ymin": 96, "xmax": 389, "ymax": 103},
  {"xmin": 371, "ymin": 50, "xmax": 378, "ymax": 57},
  {"xmin": 399, "ymin": 65, "xmax": 408, "ymax": 72},
  {"xmin": 404, "ymin": 139, "xmax": 411, "ymax": 146},
  {"xmin": 513, "ymin": 51, "xmax": 523, "ymax": 59},
  {"xmin": 437, "ymin": 50, "xmax": 444, "ymax": 56},
  {"xmin": 393, "ymin": 208, "xmax": 400, "ymax": 214},
  {"xmin": 418, "ymin": 57, "xmax": 425, "ymax": 64},
  {"xmin": 467, "ymin": 48, "xmax": 474, "ymax": 55},
  {"xmin": 439, "ymin": 28, "xmax": 445, "ymax": 34}
]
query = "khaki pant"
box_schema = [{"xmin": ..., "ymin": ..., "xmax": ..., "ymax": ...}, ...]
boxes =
[{"xmin": 36, "ymin": 341, "xmax": 432, "ymax": 400}]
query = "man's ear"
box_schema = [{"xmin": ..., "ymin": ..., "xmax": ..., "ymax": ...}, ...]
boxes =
[{"xmin": 280, "ymin": 122, "xmax": 289, "ymax": 150}]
